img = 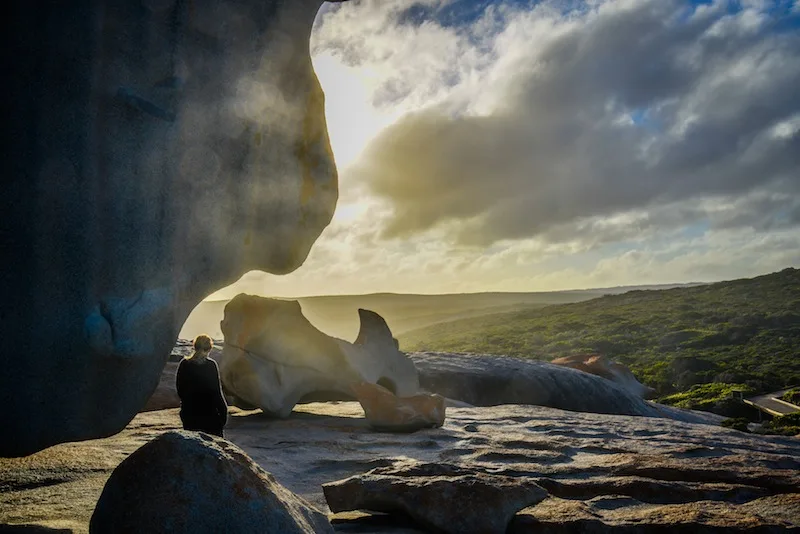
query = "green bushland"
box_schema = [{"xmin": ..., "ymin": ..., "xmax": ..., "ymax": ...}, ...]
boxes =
[
  {"xmin": 721, "ymin": 417, "xmax": 751, "ymax": 432},
  {"xmin": 658, "ymin": 383, "xmax": 754, "ymax": 416},
  {"xmin": 780, "ymin": 388, "xmax": 800, "ymax": 406},
  {"xmin": 400, "ymin": 268, "xmax": 800, "ymax": 412},
  {"xmin": 725, "ymin": 413, "xmax": 800, "ymax": 436},
  {"xmin": 755, "ymin": 412, "xmax": 800, "ymax": 437}
]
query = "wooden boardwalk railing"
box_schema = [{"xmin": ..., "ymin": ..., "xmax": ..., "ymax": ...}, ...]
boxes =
[{"xmin": 740, "ymin": 388, "xmax": 799, "ymax": 418}]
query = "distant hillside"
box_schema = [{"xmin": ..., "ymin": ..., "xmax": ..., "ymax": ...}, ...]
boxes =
[
  {"xmin": 180, "ymin": 300, "xmax": 229, "ymax": 339},
  {"xmin": 181, "ymin": 291, "xmax": 597, "ymax": 340},
  {"xmin": 179, "ymin": 283, "xmax": 695, "ymax": 341},
  {"xmin": 295, "ymin": 291, "xmax": 601, "ymax": 341},
  {"xmin": 399, "ymin": 268, "xmax": 800, "ymax": 396}
]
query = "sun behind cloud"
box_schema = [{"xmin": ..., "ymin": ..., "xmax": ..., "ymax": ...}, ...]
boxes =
[
  {"xmin": 311, "ymin": 52, "xmax": 393, "ymax": 172},
  {"xmin": 206, "ymin": 0, "xmax": 800, "ymax": 301}
]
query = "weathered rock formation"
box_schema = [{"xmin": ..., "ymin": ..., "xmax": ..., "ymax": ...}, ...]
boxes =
[
  {"xmin": 351, "ymin": 381, "xmax": 445, "ymax": 432},
  {"xmin": 140, "ymin": 361, "xmax": 181, "ymax": 412},
  {"xmin": 2, "ymin": 404, "xmax": 798, "ymax": 532},
  {"xmin": 90, "ymin": 430, "xmax": 333, "ymax": 534},
  {"xmin": 218, "ymin": 295, "xmax": 419, "ymax": 417},
  {"xmin": 324, "ymin": 461, "xmax": 549, "ymax": 534},
  {"xmin": 551, "ymin": 353, "xmax": 657, "ymax": 399},
  {"xmin": 147, "ymin": 342, "xmax": 717, "ymax": 422},
  {"xmin": 410, "ymin": 352, "xmax": 720, "ymax": 424},
  {"xmin": 2, "ymin": 0, "xmax": 338, "ymax": 456}
]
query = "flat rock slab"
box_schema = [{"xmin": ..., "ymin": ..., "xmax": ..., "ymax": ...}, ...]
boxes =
[
  {"xmin": 2, "ymin": 403, "xmax": 799, "ymax": 533},
  {"xmin": 0, "ymin": 411, "xmax": 180, "ymax": 533},
  {"xmin": 512, "ymin": 493, "xmax": 800, "ymax": 532},
  {"xmin": 323, "ymin": 461, "xmax": 548, "ymax": 534}
]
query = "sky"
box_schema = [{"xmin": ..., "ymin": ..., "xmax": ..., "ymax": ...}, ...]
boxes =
[{"xmin": 208, "ymin": 0, "xmax": 800, "ymax": 299}]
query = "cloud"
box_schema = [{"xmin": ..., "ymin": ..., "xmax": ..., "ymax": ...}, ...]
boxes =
[
  {"xmin": 318, "ymin": 0, "xmax": 800, "ymax": 246},
  {"xmin": 202, "ymin": 1, "xmax": 799, "ymax": 301}
]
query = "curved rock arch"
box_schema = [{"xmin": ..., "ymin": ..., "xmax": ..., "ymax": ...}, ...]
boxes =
[{"xmin": 2, "ymin": 0, "xmax": 348, "ymax": 456}]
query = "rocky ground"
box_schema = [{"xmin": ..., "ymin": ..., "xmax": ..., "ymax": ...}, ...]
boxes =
[{"xmin": 1, "ymin": 402, "xmax": 798, "ymax": 533}]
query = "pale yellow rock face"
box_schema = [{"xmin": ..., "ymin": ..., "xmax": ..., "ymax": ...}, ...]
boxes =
[
  {"xmin": 351, "ymin": 381, "xmax": 446, "ymax": 432},
  {"xmin": 217, "ymin": 294, "xmax": 420, "ymax": 417}
]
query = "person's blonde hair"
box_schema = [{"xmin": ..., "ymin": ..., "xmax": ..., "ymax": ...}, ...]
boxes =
[{"xmin": 187, "ymin": 334, "xmax": 213, "ymax": 361}]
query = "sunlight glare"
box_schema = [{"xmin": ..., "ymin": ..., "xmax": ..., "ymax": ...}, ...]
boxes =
[{"xmin": 312, "ymin": 52, "xmax": 390, "ymax": 171}]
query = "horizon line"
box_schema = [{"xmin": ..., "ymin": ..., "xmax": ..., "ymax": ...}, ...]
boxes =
[
  {"xmin": 201, "ymin": 280, "xmax": 708, "ymax": 302},
  {"xmin": 200, "ymin": 265, "xmax": 799, "ymax": 302}
]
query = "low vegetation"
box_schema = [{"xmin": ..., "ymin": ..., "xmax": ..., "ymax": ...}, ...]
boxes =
[
  {"xmin": 780, "ymin": 388, "xmax": 800, "ymax": 406},
  {"xmin": 401, "ymin": 268, "xmax": 800, "ymax": 413},
  {"xmin": 721, "ymin": 417, "xmax": 751, "ymax": 432},
  {"xmin": 724, "ymin": 413, "xmax": 800, "ymax": 436},
  {"xmin": 758, "ymin": 412, "xmax": 800, "ymax": 436},
  {"xmin": 658, "ymin": 383, "xmax": 754, "ymax": 415}
]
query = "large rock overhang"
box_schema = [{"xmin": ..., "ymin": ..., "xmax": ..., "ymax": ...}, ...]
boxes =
[{"xmin": 1, "ymin": 0, "xmax": 345, "ymax": 456}]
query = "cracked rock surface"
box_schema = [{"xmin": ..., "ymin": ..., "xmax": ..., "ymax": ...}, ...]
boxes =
[
  {"xmin": 323, "ymin": 461, "xmax": 548, "ymax": 534},
  {"xmin": 3, "ymin": 402, "xmax": 797, "ymax": 532}
]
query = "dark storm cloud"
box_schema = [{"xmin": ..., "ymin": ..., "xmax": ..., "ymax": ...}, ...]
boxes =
[{"xmin": 351, "ymin": 0, "xmax": 800, "ymax": 245}]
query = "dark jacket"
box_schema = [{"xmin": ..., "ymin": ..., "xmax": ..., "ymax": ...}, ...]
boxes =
[{"xmin": 176, "ymin": 357, "xmax": 228, "ymax": 435}]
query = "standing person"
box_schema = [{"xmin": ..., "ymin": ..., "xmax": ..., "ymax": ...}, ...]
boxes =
[{"xmin": 176, "ymin": 334, "xmax": 228, "ymax": 437}]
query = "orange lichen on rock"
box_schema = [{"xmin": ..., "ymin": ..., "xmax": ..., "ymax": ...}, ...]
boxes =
[
  {"xmin": 551, "ymin": 354, "xmax": 656, "ymax": 399},
  {"xmin": 351, "ymin": 381, "xmax": 445, "ymax": 433}
]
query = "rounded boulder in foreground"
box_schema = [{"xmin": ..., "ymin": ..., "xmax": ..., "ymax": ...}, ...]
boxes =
[{"xmin": 90, "ymin": 430, "xmax": 333, "ymax": 534}]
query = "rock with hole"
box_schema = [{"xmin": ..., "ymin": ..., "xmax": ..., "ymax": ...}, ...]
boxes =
[{"xmin": 218, "ymin": 294, "xmax": 419, "ymax": 416}]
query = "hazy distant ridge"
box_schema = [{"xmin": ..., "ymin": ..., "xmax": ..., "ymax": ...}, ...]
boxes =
[{"xmin": 180, "ymin": 283, "xmax": 700, "ymax": 340}]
